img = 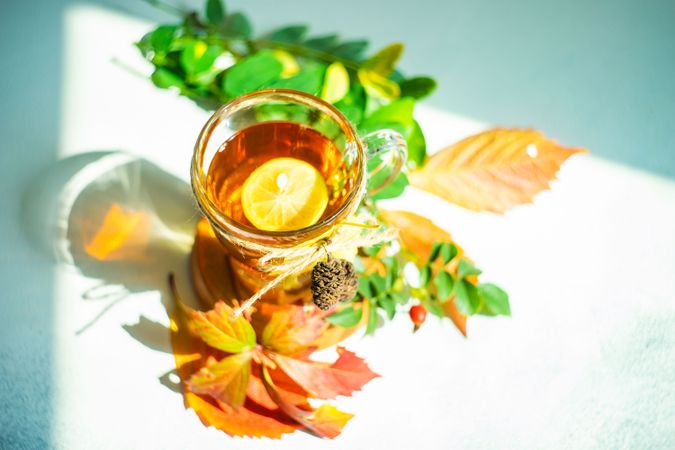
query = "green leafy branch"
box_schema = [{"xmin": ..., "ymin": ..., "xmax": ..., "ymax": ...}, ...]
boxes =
[
  {"xmin": 137, "ymin": 0, "xmax": 436, "ymax": 175},
  {"xmin": 327, "ymin": 240, "xmax": 511, "ymax": 335}
]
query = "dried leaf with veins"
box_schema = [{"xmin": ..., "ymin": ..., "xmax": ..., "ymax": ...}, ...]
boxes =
[
  {"xmin": 188, "ymin": 352, "xmax": 252, "ymax": 408},
  {"xmin": 186, "ymin": 301, "xmax": 256, "ymax": 353},
  {"xmin": 409, "ymin": 128, "xmax": 586, "ymax": 213},
  {"xmin": 261, "ymin": 366, "xmax": 354, "ymax": 439},
  {"xmin": 270, "ymin": 347, "xmax": 379, "ymax": 399}
]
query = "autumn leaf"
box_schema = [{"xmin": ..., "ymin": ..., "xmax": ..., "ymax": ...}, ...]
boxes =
[
  {"xmin": 409, "ymin": 128, "xmax": 586, "ymax": 213},
  {"xmin": 271, "ymin": 347, "xmax": 379, "ymax": 399},
  {"xmin": 186, "ymin": 301, "xmax": 256, "ymax": 353},
  {"xmin": 381, "ymin": 210, "xmax": 467, "ymax": 335},
  {"xmin": 261, "ymin": 309, "xmax": 326, "ymax": 356},
  {"xmin": 188, "ymin": 352, "xmax": 252, "ymax": 408},
  {"xmin": 261, "ymin": 366, "xmax": 353, "ymax": 439},
  {"xmin": 168, "ymin": 287, "xmax": 297, "ymax": 438},
  {"xmin": 187, "ymin": 393, "xmax": 299, "ymax": 438}
]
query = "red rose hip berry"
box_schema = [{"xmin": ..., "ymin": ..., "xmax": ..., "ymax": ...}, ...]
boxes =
[{"xmin": 409, "ymin": 304, "xmax": 427, "ymax": 332}]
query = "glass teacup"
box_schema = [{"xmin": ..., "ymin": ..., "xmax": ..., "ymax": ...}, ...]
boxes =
[{"xmin": 191, "ymin": 89, "xmax": 406, "ymax": 302}]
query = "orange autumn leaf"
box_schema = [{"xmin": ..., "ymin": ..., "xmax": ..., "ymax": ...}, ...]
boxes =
[
  {"xmin": 187, "ymin": 393, "xmax": 298, "ymax": 438},
  {"xmin": 186, "ymin": 301, "xmax": 256, "ymax": 353},
  {"xmin": 381, "ymin": 210, "xmax": 467, "ymax": 336},
  {"xmin": 188, "ymin": 352, "xmax": 252, "ymax": 408},
  {"xmin": 261, "ymin": 366, "xmax": 353, "ymax": 439},
  {"xmin": 84, "ymin": 203, "xmax": 150, "ymax": 261},
  {"xmin": 271, "ymin": 347, "xmax": 379, "ymax": 399},
  {"xmin": 261, "ymin": 308, "xmax": 327, "ymax": 356},
  {"xmin": 169, "ymin": 294, "xmax": 297, "ymax": 438},
  {"xmin": 409, "ymin": 128, "xmax": 586, "ymax": 213}
]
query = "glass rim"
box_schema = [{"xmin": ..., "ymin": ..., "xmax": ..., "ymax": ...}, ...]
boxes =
[{"xmin": 191, "ymin": 88, "xmax": 366, "ymax": 240}]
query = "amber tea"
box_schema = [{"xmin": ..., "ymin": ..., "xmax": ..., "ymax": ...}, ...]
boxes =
[{"xmin": 206, "ymin": 121, "xmax": 351, "ymax": 231}]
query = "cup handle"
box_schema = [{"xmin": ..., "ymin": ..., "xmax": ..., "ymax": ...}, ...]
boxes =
[{"xmin": 361, "ymin": 129, "xmax": 408, "ymax": 195}]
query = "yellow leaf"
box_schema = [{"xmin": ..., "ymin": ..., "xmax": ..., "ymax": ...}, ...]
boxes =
[
  {"xmin": 187, "ymin": 301, "xmax": 256, "ymax": 353},
  {"xmin": 320, "ymin": 62, "xmax": 349, "ymax": 104},
  {"xmin": 188, "ymin": 352, "xmax": 252, "ymax": 408},
  {"xmin": 272, "ymin": 50, "xmax": 300, "ymax": 78},
  {"xmin": 305, "ymin": 404, "xmax": 353, "ymax": 438},
  {"xmin": 361, "ymin": 42, "xmax": 403, "ymax": 77},
  {"xmin": 358, "ymin": 69, "xmax": 400, "ymax": 100},
  {"xmin": 409, "ymin": 128, "xmax": 586, "ymax": 213}
]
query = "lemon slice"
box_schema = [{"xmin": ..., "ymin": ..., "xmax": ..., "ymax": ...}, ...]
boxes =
[{"xmin": 241, "ymin": 157, "xmax": 328, "ymax": 231}]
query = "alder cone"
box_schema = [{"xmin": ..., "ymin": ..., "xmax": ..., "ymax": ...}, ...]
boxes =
[{"xmin": 311, "ymin": 258, "xmax": 359, "ymax": 310}]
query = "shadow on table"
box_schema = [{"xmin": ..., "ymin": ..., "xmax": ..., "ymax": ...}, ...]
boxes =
[{"xmin": 23, "ymin": 151, "xmax": 199, "ymax": 366}]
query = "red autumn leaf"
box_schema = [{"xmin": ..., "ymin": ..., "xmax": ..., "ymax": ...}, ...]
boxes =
[
  {"xmin": 188, "ymin": 352, "xmax": 252, "ymax": 408},
  {"xmin": 186, "ymin": 301, "xmax": 256, "ymax": 353},
  {"xmin": 261, "ymin": 366, "xmax": 353, "ymax": 439},
  {"xmin": 271, "ymin": 347, "xmax": 379, "ymax": 399}
]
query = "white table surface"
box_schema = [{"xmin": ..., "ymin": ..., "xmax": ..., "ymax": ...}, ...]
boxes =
[{"xmin": 1, "ymin": 5, "xmax": 674, "ymax": 450}]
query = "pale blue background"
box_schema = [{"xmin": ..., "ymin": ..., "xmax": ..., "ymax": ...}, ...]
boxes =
[{"xmin": 1, "ymin": 0, "xmax": 674, "ymax": 448}]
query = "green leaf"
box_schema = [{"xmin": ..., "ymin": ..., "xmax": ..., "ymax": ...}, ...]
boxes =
[
  {"xmin": 330, "ymin": 40, "xmax": 368, "ymax": 60},
  {"xmin": 378, "ymin": 295, "xmax": 396, "ymax": 320},
  {"xmin": 180, "ymin": 41, "xmax": 225, "ymax": 84},
  {"xmin": 357, "ymin": 276, "xmax": 374, "ymax": 298},
  {"xmin": 440, "ymin": 243, "xmax": 458, "ymax": 265},
  {"xmin": 399, "ymin": 77, "xmax": 437, "ymax": 99},
  {"xmin": 222, "ymin": 12, "xmax": 252, "ymax": 38},
  {"xmin": 205, "ymin": 0, "xmax": 226, "ymax": 25},
  {"xmin": 454, "ymin": 280, "xmax": 480, "ymax": 315},
  {"xmin": 151, "ymin": 67, "xmax": 184, "ymax": 89},
  {"xmin": 391, "ymin": 291, "xmax": 409, "ymax": 304},
  {"xmin": 365, "ymin": 298, "xmax": 378, "ymax": 335},
  {"xmin": 361, "ymin": 97, "xmax": 414, "ymax": 129},
  {"xmin": 422, "ymin": 297, "xmax": 444, "ymax": 318},
  {"xmin": 264, "ymin": 25, "xmax": 308, "ymax": 43},
  {"xmin": 362, "ymin": 243, "xmax": 382, "ymax": 257},
  {"xmin": 267, "ymin": 63, "xmax": 325, "ymax": 95},
  {"xmin": 223, "ymin": 50, "xmax": 283, "ymax": 97},
  {"xmin": 326, "ymin": 306, "xmax": 363, "ymax": 327},
  {"xmin": 458, "ymin": 258, "xmax": 482, "ymax": 278},
  {"xmin": 361, "ymin": 43, "xmax": 404, "ymax": 77},
  {"xmin": 304, "ymin": 34, "xmax": 339, "ymax": 51},
  {"xmin": 334, "ymin": 83, "xmax": 366, "ymax": 125},
  {"xmin": 428, "ymin": 242, "xmax": 442, "ymax": 263},
  {"xmin": 370, "ymin": 171, "xmax": 409, "ymax": 200},
  {"xmin": 407, "ymin": 119, "xmax": 427, "ymax": 168},
  {"xmin": 369, "ymin": 273, "xmax": 386, "ymax": 295},
  {"xmin": 321, "ymin": 62, "xmax": 350, "ymax": 104},
  {"xmin": 477, "ymin": 283, "xmax": 511, "ymax": 316},
  {"xmin": 433, "ymin": 270, "xmax": 454, "ymax": 301},
  {"xmin": 383, "ymin": 257, "xmax": 399, "ymax": 289},
  {"xmin": 419, "ymin": 265, "xmax": 432, "ymax": 287},
  {"xmin": 142, "ymin": 24, "xmax": 179, "ymax": 56}
]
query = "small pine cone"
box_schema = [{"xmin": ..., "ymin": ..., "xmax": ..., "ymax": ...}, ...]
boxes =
[{"xmin": 311, "ymin": 257, "xmax": 359, "ymax": 311}]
